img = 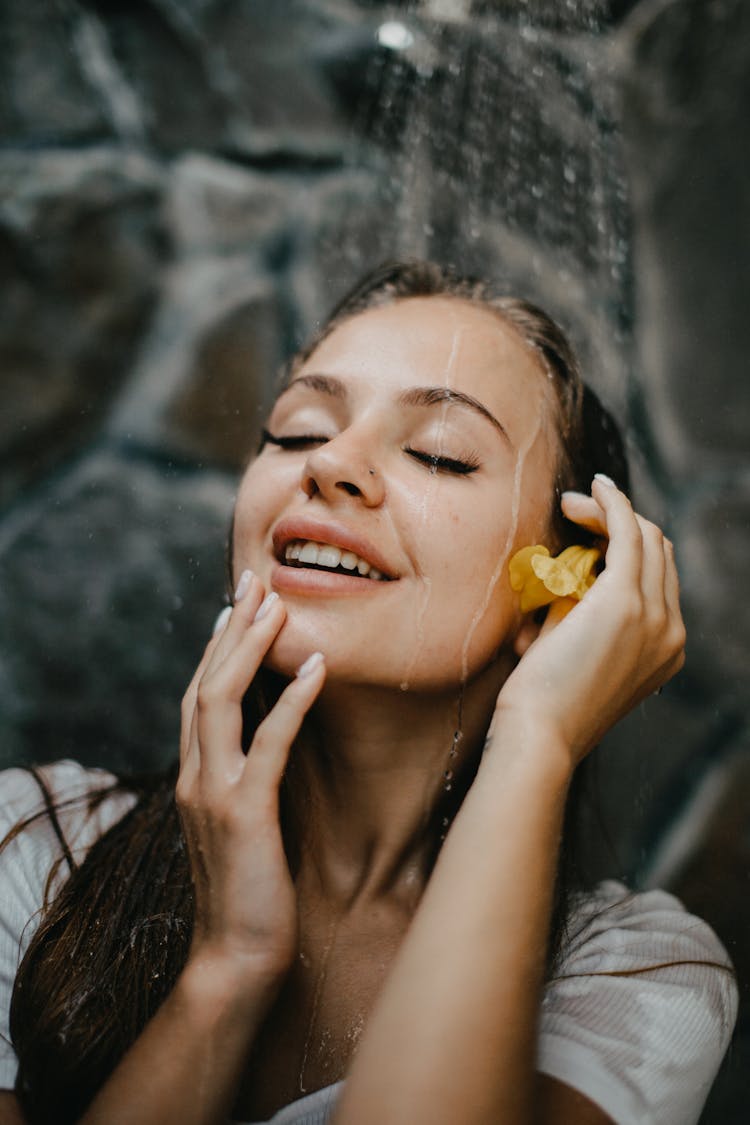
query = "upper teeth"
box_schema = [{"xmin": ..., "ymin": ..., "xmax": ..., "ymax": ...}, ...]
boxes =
[{"xmin": 284, "ymin": 540, "xmax": 385, "ymax": 581}]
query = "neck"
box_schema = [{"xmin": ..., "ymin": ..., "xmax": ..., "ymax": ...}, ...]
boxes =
[{"xmin": 284, "ymin": 660, "xmax": 512, "ymax": 915}]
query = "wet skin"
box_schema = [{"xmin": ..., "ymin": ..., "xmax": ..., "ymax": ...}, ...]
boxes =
[
  {"xmin": 226, "ymin": 296, "xmax": 566, "ymax": 1117},
  {"xmin": 232, "ymin": 296, "xmax": 560, "ymax": 696}
]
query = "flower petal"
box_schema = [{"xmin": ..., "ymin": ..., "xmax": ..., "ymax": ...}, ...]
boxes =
[
  {"xmin": 557, "ymin": 545, "xmax": 601, "ymax": 600},
  {"xmin": 508, "ymin": 545, "xmax": 549, "ymax": 591},
  {"xmin": 509, "ymin": 543, "xmax": 601, "ymax": 613},
  {"xmin": 508, "ymin": 545, "xmax": 558, "ymax": 612}
]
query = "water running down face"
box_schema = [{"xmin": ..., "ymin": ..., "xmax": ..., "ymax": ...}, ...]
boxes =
[{"xmin": 232, "ymin": 296, "xmax": 560, "ymax": 694}]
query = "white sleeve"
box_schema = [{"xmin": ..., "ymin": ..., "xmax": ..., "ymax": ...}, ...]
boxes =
[
  {"xmin": 0, "ymin": 761, "xmax": 137, "ymax": 1091},
  {"xmin": 536, "ymin": 879, "xmax": 738, "ymax": 1125}
]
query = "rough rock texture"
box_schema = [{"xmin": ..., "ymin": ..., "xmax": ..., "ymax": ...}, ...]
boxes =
[
  {"xmin": 0, "ymin": 1, "xmax": 747, "ymax": 1119},
  {"xmin": 676, "ymin": 478, "xmax": 750, "ymax": 706},
  {"xmin": 110, "ymin": 258, "xmax": 285, "ymax": 465},
  {"xmin": 0, "ymin": 149, "xmax": 166, "ymax": 507},
  {"xmin": 0, "ymin": 1, "xmax": 113, "ymax": 145},
  {"xmin": 619, "ymin": 0, "xmax": 750, "ymax": 473},
  {"xmin": 0, "ymin": 454, "xmax": 235, "ymax": 773}
]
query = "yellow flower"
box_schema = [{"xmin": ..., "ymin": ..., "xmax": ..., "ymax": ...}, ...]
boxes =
[{"xmin": 509, "ymin": 544, "xmax": 602, "ymax": 614}]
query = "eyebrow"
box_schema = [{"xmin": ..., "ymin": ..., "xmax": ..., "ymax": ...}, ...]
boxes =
[
  {"xmin": 399, "ymin": 385, "xmax": 512, "ymax": 447},
  {"xmin": 282, "ymin": 373, "xmax": 513, "ymax": 447}
]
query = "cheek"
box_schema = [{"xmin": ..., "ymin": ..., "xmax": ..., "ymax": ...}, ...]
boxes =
[
  {"xmin": 409, "ymin": 528, "xmax": 518, "ymax": 677},
  {"xmin": 231, "ymin": 483, "xmax": 262, "ymax": 556},
  {"xmin": 230, "ymin": 468, "xmax": 286, "ymax": 577},
  {"xmin": 430, "ymin": 494, "xmax": 545, "ymax": 664}
]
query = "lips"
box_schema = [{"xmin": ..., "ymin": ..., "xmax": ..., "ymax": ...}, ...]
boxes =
[{"xmin": 272, "ymin": 516, "xmax": 398, "ymax": 581}]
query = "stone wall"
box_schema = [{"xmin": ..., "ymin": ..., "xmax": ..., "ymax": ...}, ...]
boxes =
[{"xmin": 1, "ymin": 1, "xmax": 748, "ymax": 1118}]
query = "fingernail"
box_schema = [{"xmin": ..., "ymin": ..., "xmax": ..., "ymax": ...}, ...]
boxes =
[
  {"xmin": 212, "ymin": 605, "xmax": 232, "ymax": 636},
  {"xmin": 234, "ymin": 569, "xmax": 253, "ymax": 601},
  {"xmin": 296, "ymin": 651, "xmax": 324, "ymax": 677},
  {"xmin": 593, "ymin": 473, "xmax": 616, "ymax": 488},
  {"xmin": 561, "ymin": 490, "xmax": 588, "ymax": 500},
  {"xmin": 253, "ymin": 592, "xmax": 279, "ymax": 622}
]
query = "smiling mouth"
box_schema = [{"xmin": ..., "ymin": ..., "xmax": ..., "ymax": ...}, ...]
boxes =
[{"xmin": 282, "ymin": 539, "xmax": 393, "ymax": 581}]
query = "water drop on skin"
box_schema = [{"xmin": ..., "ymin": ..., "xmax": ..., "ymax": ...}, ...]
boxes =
[
  {"xmin": 458, "ymin": 405, "xmax": 546, "ymax": 686},
  {"xmin": 397, "ymin": 326, "xmax": 462, "ymax": 690}
]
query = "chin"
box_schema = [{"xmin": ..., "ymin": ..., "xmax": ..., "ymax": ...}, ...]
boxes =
[{"xmin": 261, "ymin": 634, "xmax": 314, "ymax": 679}]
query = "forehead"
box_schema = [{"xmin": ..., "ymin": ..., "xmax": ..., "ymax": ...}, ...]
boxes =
[{"xmin": 296, "ymin": 297, "xmax": 552, "ymax": 433}]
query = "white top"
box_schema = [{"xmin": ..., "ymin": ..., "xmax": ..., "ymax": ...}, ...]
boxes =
[{"xmin": 0, "ymin": 760, "xmax": 738, "ymax": 1125}]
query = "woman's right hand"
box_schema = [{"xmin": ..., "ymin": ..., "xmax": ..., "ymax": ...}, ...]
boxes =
[{"xmin": 175, "ymin": 571, "xmax": 326, "ymax": 989}]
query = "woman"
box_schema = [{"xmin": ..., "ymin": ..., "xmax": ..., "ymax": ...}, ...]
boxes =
[{"xmin": 0, "ymin": 261, "xmax": 737, "ymax": 1125}]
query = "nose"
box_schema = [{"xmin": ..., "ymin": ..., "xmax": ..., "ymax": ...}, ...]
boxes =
[{"xmin": 301, "ymin": 432, "xmax": 385, "ymax": 507}]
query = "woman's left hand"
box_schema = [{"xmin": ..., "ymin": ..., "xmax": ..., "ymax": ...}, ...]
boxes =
[{"xmin": 493, "ymin": 476, "xmax": 686, "ymax": 767}]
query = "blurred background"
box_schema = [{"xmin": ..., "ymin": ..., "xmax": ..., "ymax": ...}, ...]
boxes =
[{"xmin": 0, "ymin": 0, "xmax": 748, "ymax": 1118}]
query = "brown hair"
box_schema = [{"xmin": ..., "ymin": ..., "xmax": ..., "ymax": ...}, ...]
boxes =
[{"xmin": 6, "ymin": 260, "xmax": 629, "ymax": 1124}]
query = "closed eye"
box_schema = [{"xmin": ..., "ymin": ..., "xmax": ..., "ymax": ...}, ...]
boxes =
[
  {"xmin": 260, "ymin": 429, "xmax": 329, "ymax": 452},
  {"xmin": 260, "ymin": 430, "xmax": 479, "ymax": 475},
  {"xmin": 405, "ymin": 447, "xmax": 480, "ymax": 475}
]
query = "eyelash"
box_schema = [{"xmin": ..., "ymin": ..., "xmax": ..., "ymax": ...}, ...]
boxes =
[
  {"xmin": 260, "ymin": 429, "xmax": 480, "ymax": 476},
  {"xmin": 403, "ymin": 447, "xmax": 480, "ymax": 475}
]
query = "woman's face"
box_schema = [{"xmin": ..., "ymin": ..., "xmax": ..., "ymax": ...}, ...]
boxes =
[{"xmin": 233, "ymin": 296, "xmax": 559, "ymax": 692}]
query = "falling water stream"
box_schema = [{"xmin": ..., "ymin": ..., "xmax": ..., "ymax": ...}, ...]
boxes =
[
  {"xmin": 294, "ymin": 0, "xmax": 636, "ymax": 1096},
  {"xmin": 395, "ymin": 321, "xmax": 464, "ymax": 693},
  {"xmin": 336, "ymin": 0, "xmax": 633, "ymax": 414}
]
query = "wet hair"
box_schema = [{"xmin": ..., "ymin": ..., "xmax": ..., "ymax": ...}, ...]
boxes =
[{"xmin": 4, "ymin": 261, "xmax": 630, "ymax": 1124}]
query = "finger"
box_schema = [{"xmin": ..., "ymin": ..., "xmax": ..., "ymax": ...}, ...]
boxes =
[
  {"xmin": 180, "ymin": 629, "xmax": 227, "ymax": 767},
  {"xmin": 537, "ymin": 596, "xmax": 577, "ymax": 640},
  {"xmin": 178, "ymin": 578, "xmax": 266, "ymax": 791},
  {"xmin": 188, "ymin": 573, "xmax": 268, "ymax": 771},
  {"xmin": 564, "ymin": 488, "xmax": 666, "ymax": 610},
  {"xmin": 212, "ymin": 605, "xmax": 232, "ymax": 638},
  {"xmin": 241, "ymin": 652, "xmax": 326, "ymax": 797},
  {"xmin": 179, "ymin": 700, "xmax": 202, "ymax": 793},
  {"xmin": 559, "ymin": 491, "xmax": 607, "ymax": 537},
  {"xmin": 201, "ymin": 571, "xmax": 266, "ymax": 679},
  {"xmin": 200, "ymin": 593, "xmax": 286, "ymax": 706},
  {"xmin": 195, "ymin": 594, "xmax": 288, "ymax": 774},
  {"xmin": 662, "ymin": 537, "xmax": 687, "ymax": 660},
  {"xmin": 590, "ymin": 476, "xmax": 643, "ymax": 588},
  {"xmin": 180, "ymin": 572, "xmax": 263, "ymax": 767},
  {"xmin": 663, "ymin": 537, "xmax": 682, "ymax": 621},
  {"xmin": 636, "ymin": 516, "xmax": 667, "ymax": 607}
]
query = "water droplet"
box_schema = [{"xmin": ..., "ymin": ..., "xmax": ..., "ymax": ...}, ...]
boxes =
[
  {"xmin": 444, "ymin": 769, "xmax": 454, "ymax": 781},
  {"xmin": 444, "ymin": 781, "xmax": 453, "ymax": 792},
  {"xmin": 400, "ymin": 680, "xmax": 410, "ymax": 692}
]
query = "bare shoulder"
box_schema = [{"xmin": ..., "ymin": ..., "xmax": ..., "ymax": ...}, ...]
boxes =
[
  {"xmin": 535, "ymin": 1074, "xmax": 614, "ymax": 1124},
  {"xmin": 0, "ymin": 1092, "xmax": 26, "ymax": 1125}
]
